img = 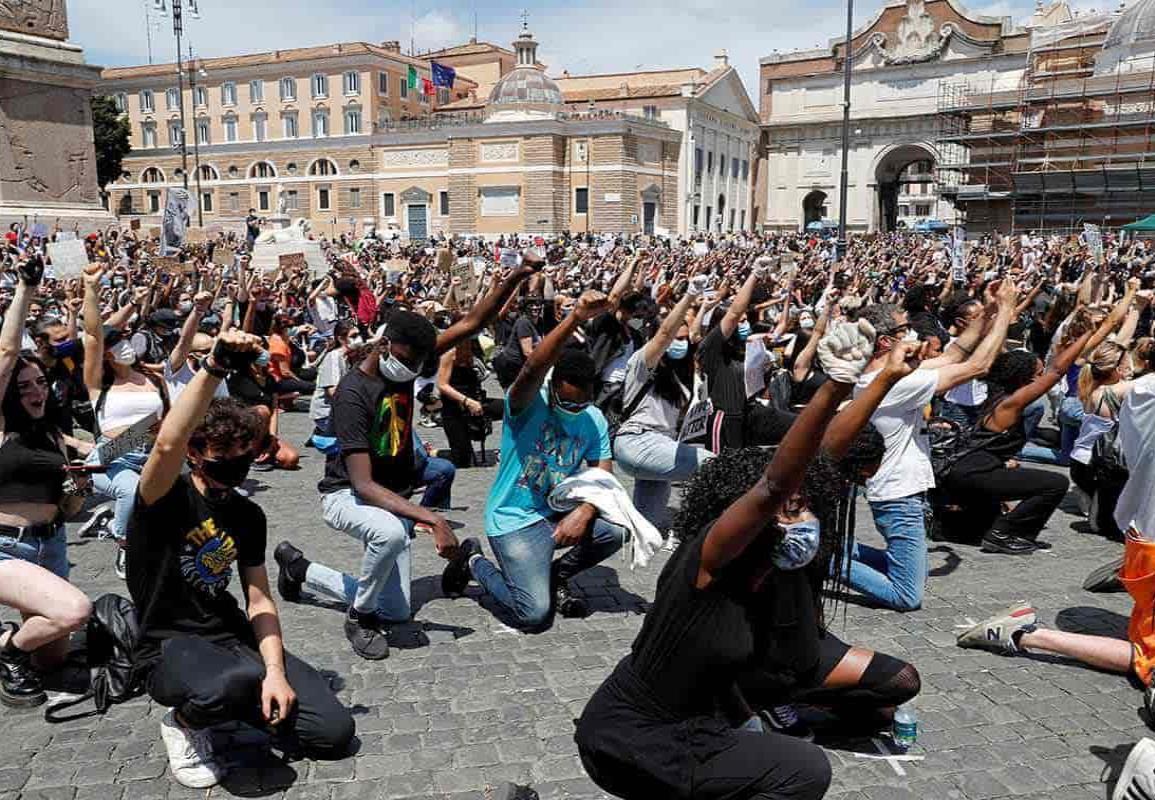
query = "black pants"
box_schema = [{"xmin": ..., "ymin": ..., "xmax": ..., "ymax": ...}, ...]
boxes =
[
  {"xmin": 273, "ymin": 376, "xmax": 316, "ymax": 397},
  {"xmin": 689, "ymin": 733, "xmax": 831, "ymax": 800},
  {"xmin": 944, "ymin": 465, "xmax": 1069, "ymax": 540},
  {"xmin": 147, "ymin": 635, "xmax": 355, "ymax": 758},
  {"xmin": 442, "ymin": 399, "xmax": 504, "ymax": 468},
  {"xmin": 1071, "ymin": 461, "xmax": 1125, "ymax": 540}
]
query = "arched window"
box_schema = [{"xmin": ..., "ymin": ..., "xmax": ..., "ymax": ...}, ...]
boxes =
[
  {"xmin": 308, "ymin": 157, "xmax": 338, "ymax": 176},
  {"xmin": 249, "ymin": 161, "xmax": 277, "ymax": 179},
  {"xmin": 348, "ymin": 159, "xmax": 361, "ymax": 173},
  {"xmin": 285, "ymin": 162, "xmax": 298, "ymax": 176},
  {"xmin": 141, "ymin": 167, "xmax": 165, "ymax": 184},
  {"xmin": 197, "ymin": 164, "xmax": 219, "ymax": 181}
]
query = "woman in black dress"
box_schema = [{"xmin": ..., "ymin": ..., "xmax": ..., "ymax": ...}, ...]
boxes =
[{"xmin": 575, "ymin": 323, "xmax": 921, "ymax": 800}]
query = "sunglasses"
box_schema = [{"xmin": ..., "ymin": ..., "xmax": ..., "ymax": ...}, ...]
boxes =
[{"xmin": 550, "ymin": 384, "xmax": 590, "ymax": 413}]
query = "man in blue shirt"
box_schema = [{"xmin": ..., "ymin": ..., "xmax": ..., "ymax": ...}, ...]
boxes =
[{"xmin": 442, "ymin": 290, "xmax": 627, "ymax": 629}]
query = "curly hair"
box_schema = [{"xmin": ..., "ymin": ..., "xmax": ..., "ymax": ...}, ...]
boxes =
[
  {"xmin": 978, "ymin": 350, "xmax": 1040, "ymax": 417},
  {"xmin": 188, "ymin": 398, "xmax": 264, "ymax": 454}
]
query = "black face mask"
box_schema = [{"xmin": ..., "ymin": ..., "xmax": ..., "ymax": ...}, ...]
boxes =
[{"xmin": 198, "ymin": 452, "xmax": 255, "ymax": 491}]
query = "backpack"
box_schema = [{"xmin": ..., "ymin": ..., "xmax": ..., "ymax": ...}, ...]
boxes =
[
  {"xmin": 1090, "ymin": 390, "xmax": 1128, "ymax": 486},
  {"xmin": 45, "ymin": 594, "xmax": 143, "ymax": 723}
]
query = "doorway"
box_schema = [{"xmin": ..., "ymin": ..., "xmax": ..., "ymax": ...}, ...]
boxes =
[
  {"xmin": 643, "ymin": 202, "xmax": 656, "ymax": 235},
  {"xmin": 803, "ymin": 190, "xmax": 828, "ymax": 229},
  {"xmin": 407, "ymin": 203, "xmax": 428, "ymax": 241}
]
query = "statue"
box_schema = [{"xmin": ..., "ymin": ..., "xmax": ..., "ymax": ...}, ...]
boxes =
[
  {"xmin": 255, "ymin": 217, "xmax": 311, "ymax": 245},
  {"xmin": 276, "ymin": 189, "xmax": 288, "ymax": 217}
]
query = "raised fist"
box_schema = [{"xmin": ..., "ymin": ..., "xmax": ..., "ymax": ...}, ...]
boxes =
[{"xmin": 817, "ymin": 318, "xmax": 877, "ymax": 384}]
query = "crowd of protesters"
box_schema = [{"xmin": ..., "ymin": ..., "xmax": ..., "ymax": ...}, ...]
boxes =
[{"xmin": 1, "ymin": 217, "xmax": 1155, "ymax": 798}]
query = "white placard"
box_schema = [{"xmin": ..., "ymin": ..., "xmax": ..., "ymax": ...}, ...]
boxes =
[
  {"xmin": 604, "ymin": 193, "xmax": 622, "ymax": 203},
  {"xmin": 56, "ymin": 231, "xmax": 78, "ymax": 242},
  {"xmin": 1083, "ymin": 223, "xmax": 1104, "ymax": 263},
  {"xmin": 46, "ymin": 239, "xmax": 89, "ymax": 279},
  {"xmin": 679, "ymin": 399, "xmax": 712, "ymax": 443},
  {"xmin": 951, "ymin": 227, "xmax": 967, "ymax": 282},
  {"xmin": 692, "ymin": 242, "xmax": 709, "ymax": 257},
  {"xmin": 499, "ymin": 248, "xmax": 520, "ymax": 268},
  {"xmin": 96, "ymin": 413, "xmax": 159, "ymax": 466}
]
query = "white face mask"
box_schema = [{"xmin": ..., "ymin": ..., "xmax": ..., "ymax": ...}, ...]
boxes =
[
  {"xmin": 379, "ymin": 352, "xmax": 419, "ymax": 383},
  {"xmin": 799, "ymin": 317, "xmax": 815, "ymax": 331},
  {"xmin": 903, "ymin": 329, "xmax": 919, "ymax": 344},
  {"xmin": 346, "ymin": 335, "xmax": 363, "ymax": 348},
  {"xmin": 110, "ymin": 340, "xmax": 136, "ymax": 365}
]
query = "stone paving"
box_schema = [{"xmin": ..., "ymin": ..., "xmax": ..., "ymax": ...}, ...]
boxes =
[{"xmin": 0, "ymin": 405, "xmax": 1148, "ymax": 800}]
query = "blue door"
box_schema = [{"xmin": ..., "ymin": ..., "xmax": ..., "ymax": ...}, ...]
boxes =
[{"xmin": 407, "ymin": 204, "xmax": 428, "ymax": 241}]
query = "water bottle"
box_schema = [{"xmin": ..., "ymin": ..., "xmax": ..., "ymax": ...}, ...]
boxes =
[{"xmin": 893, "ymin": 705, "xmax": 918, "ymax": 750}]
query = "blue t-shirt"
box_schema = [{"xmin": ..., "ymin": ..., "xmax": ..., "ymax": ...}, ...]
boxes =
[{"xmin": 484, "ymin": 389, "xmax": 612, "ymax": 537}]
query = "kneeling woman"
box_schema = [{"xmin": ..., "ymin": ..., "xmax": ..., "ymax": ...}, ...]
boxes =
[{"xmin": 575, "ymin": 323, "xmax": 920, "ymax": 800}]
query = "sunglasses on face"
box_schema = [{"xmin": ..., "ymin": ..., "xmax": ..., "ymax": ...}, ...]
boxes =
[{"xmin": 550, "ymin": 384, "xmax": 590, "ymax": 413}]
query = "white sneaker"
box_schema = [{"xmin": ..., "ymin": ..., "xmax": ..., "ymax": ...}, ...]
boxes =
[
  {"xmin": 1114, "ymin": 737, "xmax": 1155, "ymax": 800},
  {"xmin": 77, "ymin": 506, "xmax": 114, "ymax": 540},
  {"xmin": 114, "ymin": 546, "xmax": 127, "ymax": 581},
  {"xmin": 160, "ymin": 709, "xmax": 224, "ymax": 788}
]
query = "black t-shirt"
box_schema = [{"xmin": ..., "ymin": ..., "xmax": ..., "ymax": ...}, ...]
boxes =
[
  {"xmin": 699, "ymin": 326, "xmax": 747, "ymax": 415},
  {"xmin": 228, "ymin": 372, "xmax": 275, "ymax": 410},
  {"xmin": 501, "ymin": 315, "xmax": 540, "ymax": 371},
  {"xmin": 318, "ymin": 367, "xmax": 416, "ymax": 495},
  {"xmin": 126, "ymin": 475, "xmax": 267, "ymax": 665}
]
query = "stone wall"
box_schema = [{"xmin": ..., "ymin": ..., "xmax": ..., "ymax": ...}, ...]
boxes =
[
  {"xmin": 0, "ymin": 0, "xmax": 69, "ymax": 41},
  {"xmin": 448, "ymin": 138, "xmax": 477, "ymax": 235},
  {"xmin": 590, "ymin": 134, "xmax": 630, "ymax": 232},
  {"xmin": 522, "ymin": 134, "xmax": 566, "ymax": 235}
]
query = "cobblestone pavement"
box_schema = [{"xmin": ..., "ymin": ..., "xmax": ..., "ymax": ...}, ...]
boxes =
[{"xmin": 0, "ymin": 405, "xmax": 1146, "ymax": 800}]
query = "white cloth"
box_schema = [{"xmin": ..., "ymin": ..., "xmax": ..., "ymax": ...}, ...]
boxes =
[
  {"xmin": 548, "ymin": 467, "xmax": 662, "ymax": 570},
  {"xmin": 310, "ymin": 296, "xmax": 338, "ymax": 337},
  {"xmin": 97, "ymin": 387, "xmax": 165, "ymax": 436},
  {"xmin": 1069, "ymin": 413, "xmax": 1115, "ymax": 466},
  {"xmin": 163, "ymin": 360, "xmax": 229, "ymax": 405},
  {"xmin": 308, "ymin": 348, "xmax": 349, "ymax": 422},
  {"xmin": 943, "ymin": 337, "xmax": 988, "ymax": 408},
  {"xmin": 855, "ymin": 367, "xmax": 939, "ymax": 503},
  {"xmin": 1116, "ymin": 374, "xmax": 1155, "ymax": 539}
]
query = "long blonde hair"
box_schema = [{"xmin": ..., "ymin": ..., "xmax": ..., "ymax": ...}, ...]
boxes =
[{"xmin": 1078, "ymin": 340, "xmax": 1126, "ymax": 406}]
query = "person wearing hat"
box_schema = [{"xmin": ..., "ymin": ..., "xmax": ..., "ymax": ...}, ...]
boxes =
[{"xmin": 133, "ymin": 308, "xmax": 180, "ymax": 366}]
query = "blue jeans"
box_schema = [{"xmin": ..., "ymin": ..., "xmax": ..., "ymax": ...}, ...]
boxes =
[
  {"xmin": 0, "ymin": 525, "xmax": 69, "ymax": 578},
  {"xmin": 613, "ymin": 430, "xmax": 713, "ymax": 529},
  {"xmin": 1019, "ymin": 396, "xmax": 1081, "ymax": 466},
  {"xmin": 938, "ymin": 400, "xmax": 980, "ymax": 429},
  {"xmin": 89, "ymin": 451, "xmax": 149, "ymax": 540},
  {"xmin": 471, "ymin": 516, "xmax": 627, "ymax": 630},
  {"xmin": 845, "ymin": 494, "xmax": 928, "ymax": 612}
]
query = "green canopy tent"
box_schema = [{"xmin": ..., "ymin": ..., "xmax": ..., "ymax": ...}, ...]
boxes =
[{"xmin": 1123, "ymin": 213, "xmax": 1155, "ymax": 231}]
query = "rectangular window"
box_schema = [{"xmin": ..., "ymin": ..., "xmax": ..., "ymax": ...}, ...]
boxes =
[
  {"xmin": 253, "ymin": 114, "xmax": 267, "ymax": 142},
  {"xmin": 915, "ymin": 203, "xmax": 931, "ymax": 217},
  {"xmin": 285, "ymin": 190, "xmax": 299, "ymax": 211},
  {"xmin": 312, "ymin": 111, "xmax": 328, "ymax": 138},
  {"xmin": 439, "ymin": 190, "xmax": 449, "ymax": 216},
  {"xmin": 312, "ymin": 73, "xmax": 327, "ymax": 98},
  {"xmin": 283, "ymin": 113, "xmax": 298, "ymax": 138},
  {"xmin": 223, "ymin": 116, "xmax": 237, "ymax": 142},
  {"xmin": 692, "ymin": 205, "xmax": 699, "ymax": 227},
  {"xmin": 705, "ymin": 206, "xmax": 712, "ymax": 228},
  {"xmin": 343, "ymin": 71, "xmax": 360, "ymax": 95},
  {"xmin": 437, "ymin": 87, "xmax": 449, "ymax": 105},
  {"xmin": 349, "ymin": 187, "xmax": 361, "ymax": 209},
  {"xmin": 382, "ymin": 192, "xmax": 395, "ymax": 217},
  {"xmin": 196, "ymin": 119, "xmax": 210, "ymax": 145},
  {"xmin": 166, "ymin": 87, "xmax": 180, "ymax": 110},
  {"xmin": 280, "ymin": 77, "xmax": 296, "ymax": 100},
  {"xmin": 740, "ymin": 210, "xmax": 746, "ymax": 230},
  {"xmin": 194, "ymin": 86, "xmax": 207, "ymax": 107},
  {"xmin": 732, "ymin": 159, "xmax": 740, "ymax": 180},
  {"xmin": 706, "ymin": 151, "xmax": 713, "ymax": 173},
  {"xmin": 694, "ymin": 147, "xmax": 703, "ymax": 178},
  {"xmin": 249, "ymin": 79, "xmax": 264, "ymax": 103},
  {"xmin": 574, "ymin": 187, "xmax": 589, "ymax": 214},
  {"xmin": 114, "ymin": 93, "xmax": 127, "ymax": 113},
  {"xmin": 378, "ymin": 72, "xmax": 389, "ymax": 95},
  {"xmin": 317, "ymin": 187, "xmax": 331, "ymax": 211},
  {"xmin": 228, "ymin": 192, "xmax": 240, "ymax": 212},
  {"xmin": 643, "ymin": 105, "xmax": 658, "ymax": 120},
  {"xmin": 742, "ymin": 160, "xmax": 749, "ymax": 181},
  {"xmin": 258, "ymin": 189, "xmax": 270, "ymax": 212},
  {"xmin": 140, "ymin": 90, "xmax": 154, "ymax": 112},
  {"xmin": 167, "ymin": 121, "xmax": 180, "ymax": 148},
  {"xmin": 719, "ymin": 155, "xmax": 727, "ymax": 175},
  {"xmin": 142, "ymin": 122, "xmax": 157, "ymax": 149},
  {"xmin": 201, "ymin": 192, "xmax": 213, "ymax": 213},
  {"xmin": 400, "ymin": 79, "xmax": 408, "ymax": 99},
  {"xmin": 344, "ymin": 109, "xmax": 361, "ymax": 135},
  {"xmin": 221, "ymin": 82, "xmax": 237, "ymax": 106},
  {"xmin": 148, "ymin": 192, "xmax": 161, "ymax": 213}
]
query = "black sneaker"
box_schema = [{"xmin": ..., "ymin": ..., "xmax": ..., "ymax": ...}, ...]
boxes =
[
  {"xmin": 553, "ymin": 580, "xmax": 589, "ymax": 619},
  {"xmin": 441, "ymin": 537, "xmax": 480, "ymax": 597},
  {"xmin": 760, "ymin": 705, "xmax": 815, "ymax": 741},
  {"xmin": 980, "ymin": 531, "xmax": 1036, "ymax": 555},
  {"xmin": 274, "ymin": 541, "xmax": 306, "ymax": 602},
  {"xmin": 344, "ymin": 609, "xmax": 390, "ymax": 660},
  {"xmin": 0, "ymin": 624, "xmax": 47, "ymax": 708},
  {"xmin": 1084, "ymin": 557, "xmax": 1125, "ymax": 593}
]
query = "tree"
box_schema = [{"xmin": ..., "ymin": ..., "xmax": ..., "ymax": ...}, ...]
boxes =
[{"xmin": 90, "ymin": 95, "xmax": 132, "ymax": 190}]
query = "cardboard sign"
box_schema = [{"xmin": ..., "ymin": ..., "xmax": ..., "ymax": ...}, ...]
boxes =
[
  {"xmin": 279, "ymin": 252, "xmax": 307, "ymax": 273},
  {"xmin": 185, "ymin": 228, "xmax": 209, "ymax": 244},
  {"xmin": 153, "ymin": 255, "xmax": 181, "ymax": 274},
  {"xmin": 436, "ymin": 248, "xmax": 454, "ymax": 271},
  {"xmin": 147, "ymin": 226, "xmax": 162, "ymax": 240},
  {"xmin": 46, "ymin": 239, "xmax": 89, "ymax": 279},
  {"xmin": 130, "ymin": 218, "xmax": 142, "ymax": 231},
  {"xmin": 212, "ymin": 244, "xmax": 236, "ymax": 267},
  {"xmin": 96, "ymin": 413, "xmax": 159, "ymax": 466},
  {"xmin": 1083, "ymin": 223, "xmax": 1104, "ymax": 264},
  {"xmin": 679, "ymin": 399, "xmax": 712, "ymax": 443},
  {"xmin": 451, "ymin": 259, "xmax": 478, "ymax": 294}
]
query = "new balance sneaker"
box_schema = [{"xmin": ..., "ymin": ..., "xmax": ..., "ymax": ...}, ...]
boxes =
[
  {"xmin": 77, "ymin": 505, "xmax": 114, "ymax": 540},
  {"xmin": 1113, "ymin": 737, "xmax": 1155, "ymax": 800},
  {"xmin": 344, "ymin": 608, "xmax": 390, "ymax": 660},
  {"xmin": 114, "ymin": 546, "xmax": 128, "ymax": 581},
  {"xmin": 160, "ymin": 709, "xmax": 224, "ymax": 788},
  {"xmin": 956, "ymin": 604, "xmax": 1037, "ymax": 654},
  {"xmin": 760, "ymin": 705, "xmax": 815, "ymax": 742},
  {"xmin": 273, "ymin": 541, "xmax": 308, "ymax": 602},
  {"xmin": 441, "ymin": 537, "xmax": 481, "ymax": 597},
  {"xmin": 0, "ymin": 623, "xmax": 47, "ymax": 708}
]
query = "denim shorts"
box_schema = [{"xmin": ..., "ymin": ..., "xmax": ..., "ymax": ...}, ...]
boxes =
[{"xmin": 0, "ymin": 525, "xmax": 70, "ymax": 579}]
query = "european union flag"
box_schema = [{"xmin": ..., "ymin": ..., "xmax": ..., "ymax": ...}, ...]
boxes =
[{"xmin": 431, "ymin": 62, "xmax": 456, "ymax": 89}]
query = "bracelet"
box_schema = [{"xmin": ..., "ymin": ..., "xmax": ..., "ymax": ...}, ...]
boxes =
[{"xmin": 201, "ymin": 357, "xmax": 230, "ymax": 380}]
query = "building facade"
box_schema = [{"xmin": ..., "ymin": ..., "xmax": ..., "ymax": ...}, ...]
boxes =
[{"xmin": 756, "ymin": 0, "xmax": 1062, "ymax": 234}]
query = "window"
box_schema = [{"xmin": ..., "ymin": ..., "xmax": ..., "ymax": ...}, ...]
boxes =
[
  {"xmin": 194, "ymin": 86, "xmax": 207, "ymax": 107},
  {"xmin": 706, "ymin": 151, "xmax": 713, "ymax": 173},
  {"xmin": 253, "ymin": 113, "xmax": 267, "ymax": 142},
  {"xmin": 249, "ymin": 79, "xmax": 264, "ymax": 103},
  {"xmin": 140, "ymin": 89, "xmax": 154, "ymax": 113},
  {"xmin": 282, "ymin": 112, "xmax": 298, "ymax": 138},
  {"xmin": 574, "ymin": 187, "xmax": 589, "ymax": 214},
  {"xmin": 142, "ymin": 167, "xmax": 164, "ymax": 183},
  {"xmin": 166, "ymin": 87, "xmax": 180, "ymax": 110},
  {"xmin": 740, "ymin": 210, "xmax": 746, "ymax": 230},
  {"xmin": 312, "ymin": 110, "xmax": 329, "ymax": 138},
  {"xmin": 258, "ymin": 189, "xmax": 270, "ymax": 211},
  {"xmin": 148, "ymin": 192, "xmax": 161, "ymax": 213},
  {"xmin": 201, "ymin": 192, "xmax": 213, "ymax": 212},
  {"xmin": 167, "ymin": 121, "xmax": 181, "ymax": 148},
  {"xmin": 437, "ymin": 87, "xmax": 449, "ymax": 105},
  {"xmin": 228, "ymin": 192, "xmax": 240, "ymax": 212},
  {"xmin": 317, "ymin": 187, "xmax": 331, "ymax": 211},
  {"xmin": 221, "ymin": 81, "xmax": 237, "ymax": 106},
  {"xmin": 382, "ymin": 192, "xmax": 395, "ymax": 217},
  {"xmin": 342, "ymin": 71, "xmax": 360, "ymax": 95},
  {"xmin": 915, "ymin": 203, "xmax": 931, "ymax": 217},
  {"xmin": 141, "ymin": 122, "xmax": 157, "ymax": 149},
  {"xmin": 742, "ymin": 160, "xmax": 749, "ymax": 181},
  {"xmin": 479, "ymin": 186, "xmax": 519, "ymax": 217},
  {"xmin": 228, "ymin": 165, "xmax": 239, "ymax": 178},
  {"xmin": 223, "ymin": 115, "xmax": 238, "ymax": 143},
  {"xmin": 250, "ymin": 161, "xmax": 276, "ymax": 179},
  {"xmin": 309, "ymin": 158, "xmax": 337, "ymax": 176},
  {"xmin": 732, "ymin": 159, "xmax": 740, "ymax": 180},
  {"xmin": 419, "ymin": 87, "xmax": 429, "ymax": 105},
  {"xmin": 719, "ymin": 155, "xmax": 727, "ymax": 175},
  {"xmin": 285, "ymin": 189, "xmax": 299, "ymax": 211},
  {"xmin": 344, "ymin": 108, "xmax": 361, "ymax": 135},
  {"xmin": 349, "ymin": 187, "xmax": 361, "ymax": 209},
  {"xmin": 113, "ymin": 93, "xmax": 127, "ymax": 113},
  {"xmin": 195, "ymin": 119, "xmax": 210, "ymax": 145},
  {"xmin": 312, "ymin": 73, "xmax": 328, "ymax": 99},
  {"xmin": 439, "ymin": 190, "xmax": 449, "ymax": 216},
  {"xmin": 286, "ymin": 162, "xmax": 298, "ymax": 175},
  {"xmin": 705, "ymin": 206, "xmax": 712, "ymax": 228},
  {"xmin": 899, "ymin": 205, "xmax": 910, "ymax": 217},
  {"xmin": 377, "ymin": 72, "xmax": 389, "ymax": 95},
  {"xmin": 349, "ymin": 159, "xmax": 361, "ymax": 172},
  {"xmin": 694, "ymin": 147, "xmax": 703, "ymax": 178},
  {"xmin": 729, "ymin": 209, "xmax": 735, "ymax": 231},
  {"xmin": 400, "ymin": 79, "xmax": 408, "ymax": 99},
  {"xmin": 279, "ymin": 77, "xmax": 296, "ymax": 101},
  {"xmin": 692, "ymin": 204, "xmax": 700, "ymax": 228},
  {"xmin": 643, "ymin": 105, "xmax": 658, "ymax": 120},
  {"xmin": 197, "ymin": 164, "xmax": 217, "ymax": 181}
]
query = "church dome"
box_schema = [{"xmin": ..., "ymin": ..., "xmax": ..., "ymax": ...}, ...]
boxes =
[
  {"xmin": 1097, "ymin": 0, "xmax": 1155, "ymax": 73},
  {"xmin": 484, "ymin": 24, "xmax": 564, "ymax": 121}
]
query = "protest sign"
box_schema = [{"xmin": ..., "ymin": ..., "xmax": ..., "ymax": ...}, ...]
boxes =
[
  {"xmin": 153, "ymin": 256, "xmax": 181, "ymax": 275},
  {"xmin": 46, "ymin": 239, "xmax": 88, "ymax": 279},
  {"xmin": 679, "ymin": 399, "xmax": 712, "ymax": 444},
  {"xmin": 499, "ymin": 249, "xmax": 520, "ymax": 268},
  {"xmin": 212, "ymin": 243, "xmax": 236, "ymax": 267},
  {"xmin": 56, "ymin": 231, "xmax": 77, "ymax": 242},
  {"xmin": 1083, "ymin": 223, "xmax": 1104, "ymax": 264},
  {"xmin": 279, "ymin": 252, "xmax": 307, "ymax": 273},
  {"xmin": 185, "ymin": 228, "xmax": 208, "ymax": 244},
  {"xmin": 130, "ymin": 218, "xmax": 142, "ymax": 231},
  {"xmin": 692, "ymin": 242, "xmax": 709, "ymax": 257},
  {"xmin": 436, "ymin": 248, "xmax": 454, "ymax": 271},
  {"xmin": 96, "ymin": 413, "xmax": 159, "ymax": 466},
  {"xmin": 451, "ymin": 259, "xmax": 478, "ymax": 294},
  {"xmin": 951, "ymin": 227, "xmax": 967, "ymax": 282}
]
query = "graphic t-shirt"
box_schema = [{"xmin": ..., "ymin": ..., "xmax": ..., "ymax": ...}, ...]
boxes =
[
  {"xmin": 485, "ymin": 389, "xmax": 611, "ymax": 537},
  {"xmin": 126, "ymin": 475, "xmax": 266, "ymax": 665},
  {"xmin": 319, "ymin": 367, "xmax": 416, "ymax": 495}
]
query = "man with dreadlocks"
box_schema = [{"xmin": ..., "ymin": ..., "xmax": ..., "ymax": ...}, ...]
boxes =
[{"xmin": 574, "ymin": 321, "xmax": 921, "ymax": 800}]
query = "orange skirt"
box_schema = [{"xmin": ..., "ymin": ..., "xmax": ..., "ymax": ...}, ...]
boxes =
[{"xmin": 1122, "ymin": 529, "xmax": 1155, "ymax": 685}]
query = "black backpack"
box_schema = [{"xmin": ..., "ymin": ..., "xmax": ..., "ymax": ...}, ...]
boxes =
[
  {"xmin": 1090, "ymin": 390, "xmax": 1129, "ymax": 486},
  {"xmin": 46, "ymin": 594, "xmax": 143, "ymax": 723}
]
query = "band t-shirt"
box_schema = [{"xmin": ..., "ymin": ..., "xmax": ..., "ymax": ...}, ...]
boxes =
[
  {"xmin": 126, "ymin": 475, "xmax": 267, "ymax": 666},
  {"xmin": 319, "ymin": 367, "xmax": 417, "ymax": 496}
]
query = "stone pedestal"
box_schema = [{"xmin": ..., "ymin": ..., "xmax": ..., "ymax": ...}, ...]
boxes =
[
  {"xmin": 0, "ymin": 1, "xmax": 114, "ymax": 233},
  {"xmin": 266, "ymin": 214, "xmax": 291, "ymax": 230}
]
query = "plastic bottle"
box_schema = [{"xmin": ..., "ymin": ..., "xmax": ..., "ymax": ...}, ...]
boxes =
[{"xmin": 893, "ymin": 705, "xmax": 918, "ymax": 750}]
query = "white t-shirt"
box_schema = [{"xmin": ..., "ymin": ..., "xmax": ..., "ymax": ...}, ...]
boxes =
[
  {"xmin": 855, "ymin": 367, "xmax": 939, "ymax": 503},
  {"xmin": 943, "ymin": 337, "xmax": 987, "ymax": 408},
  {"xmin": 618, "ymin": 349, "xmax": 685, "ymax": 439},
  {"xmin": 164, "ymin": 360, "xmax": 229, "ymax": 405},
  {"xmin": 308, "ymin": 348, "xmax": 349, "ymax": 422},
  {"xmin": 601, "ymin": 338, "xmax": 636, "ymax": 386},
  {"xmin": 310, "ymin": 296, "xmax": 339, "ymax": 337},
  {"xmin": 1116, "ymin": 373, "xmax": 1155, "ymax": 538}
]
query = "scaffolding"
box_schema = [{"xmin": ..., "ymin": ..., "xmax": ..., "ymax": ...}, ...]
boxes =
[{"xmin": 934, "ymin": 13, "xmax": 1155, "ymax": 234}]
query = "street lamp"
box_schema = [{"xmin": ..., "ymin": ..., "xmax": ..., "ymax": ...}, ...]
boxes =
[
  {"xmin": 187, "ymin": 48, "xmax": 206, "ymax": 228},
  {"xmin": 172, "ymin": 0, "xmax": 189, "ymax": 191},
  {"xmin": 836, "ymin": 0, "xmax": 854, "ymax": 261}
]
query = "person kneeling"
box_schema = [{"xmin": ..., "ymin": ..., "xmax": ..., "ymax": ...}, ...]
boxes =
[{"xmin": 127, "ymin": 332, "xmax": 354, "ymax": 789}]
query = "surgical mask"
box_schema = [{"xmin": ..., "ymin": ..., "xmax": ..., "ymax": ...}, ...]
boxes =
[
  {"xmin": 666, "ymin": 339, "xmax": 689, "ymax": 361},
  {"xmin": 627, "ymin": 317, "xmax": 646, "ymax": 332},
  {"xmin": 736, "ymin": 321, "xmax": 751, "ymax": 342},
  {"xmin": 177, "ymin": 301, "xmax": 193, "ymax": 315},
  {"xmin": 198, "ymin": 452, "xmax": 255, "ymax": 490},
  {"xmin": 109, "ymin": 340, "xmax": 136, "ymax": 365},
  {"xmin": 799, "ymin": 317, "xmax": 815, "ymax": 331},
  {"xmin": 379, "ymin": 352, "xmax": 419, "ymax": 383},
  {"xmin": 51, "ymin": 340, "xmax": 77, "ymax": 359},
  {"xmin": 346, "ymin": 335, "xmax": 363, "ymax": 348},
  {"xmin": 903, "ymin": 329, "xmax": 919, "ymax": 344},
  {"xmin": 773, "ymin": 518, "xmax": 821, "ymax": 571},
  {"xmin": 255, "ymin": 350, "xmax": 271, "ymax": 367},
  {"xmin": 112, "ymin": 278, "xmax": 125, "ymax": 288},
  {"xmin": 550, "ymin": 383, "xmax": 589, "ymax": 419}
]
